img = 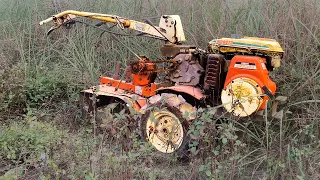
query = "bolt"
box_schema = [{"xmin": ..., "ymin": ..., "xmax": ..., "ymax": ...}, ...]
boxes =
[{"xmin": 149, "ymin": 126, "xmax": 154, "ymax": 132}]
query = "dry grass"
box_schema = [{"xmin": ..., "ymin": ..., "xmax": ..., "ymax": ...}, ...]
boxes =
[{"xmin": 0, "ymin": 0, "xmax": 319, "ymax": 179}]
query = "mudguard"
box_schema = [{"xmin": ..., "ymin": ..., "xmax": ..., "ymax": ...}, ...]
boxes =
[
  {"xmin": 156, "ymin": 85, "xmax": 206, "ymax": 100},
  {"xmin": 80, "ymin": 84, "xmax": 147, "ymax": 111}
]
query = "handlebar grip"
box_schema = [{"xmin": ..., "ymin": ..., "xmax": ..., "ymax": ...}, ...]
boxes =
[{"xmin": 39, "ymin": 17, "xmax": 54, "ymax": 25}]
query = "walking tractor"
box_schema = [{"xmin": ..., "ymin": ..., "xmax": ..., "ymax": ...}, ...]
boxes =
[{"xmin": 40, "ymin": 11, "xmax": 285, "ymax": 154}]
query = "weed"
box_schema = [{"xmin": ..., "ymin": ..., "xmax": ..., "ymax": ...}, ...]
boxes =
[{"xmin": 0, "ymin": 0, "xmax": 319, "ymax": 179}]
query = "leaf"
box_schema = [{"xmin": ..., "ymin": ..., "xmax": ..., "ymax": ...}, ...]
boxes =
[
  {"xmin": 235, "ymin": 140, "xmax": 241, "ymax": 145},
  {"xmin": 190, "ymin": 146, "xmax": 197, "ymax": 153},
  {"xmin": 8, "ymin": 93, "xmax": 14, "ymax": 99},
  {"xmin": 86, "ymin": 129, "xmax": 93, "ymax": 133},
  {"xmin": 279, "ymin": 162, "xmax": 285, "ymax": 168},
  {"xmin": 193, "ymin": 130, "xmax": 199, "ymax": 137},
  {"xmin": 205, "ymin": 170, "xmax": 212, "ymax": 177},
  {"xmin": 222, "ymin": 138, "xmax": 228, "ymax": 144},
  {"xmin": 296, "ymin": 175, "xmax": 304, "ymax": 180},
  {"xmin": 192, "ymin": 141, "xmax": 199, "ymax": 146},
  {"xmin": 85, "ymin": 175, "xmax": 92, "ymax": 180},
  {"xmin": 197, "ymin": 124, "xmax": 204, "ymax": 131},
  {"xmin": 199, "ymin": 165, "xmax": 205, "ymax": 172},
  {"xmin": 213, "ymin": 150, "xmax": 220, "ymax": 156},
  {"xmin": 208, "ymin": 107, "xmax": 217, "ymax": 116}
]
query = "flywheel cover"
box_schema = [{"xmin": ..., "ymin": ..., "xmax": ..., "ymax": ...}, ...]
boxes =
[{"xmin": 221, "ymin": 77, "xmax": 263, "ymax": 117}]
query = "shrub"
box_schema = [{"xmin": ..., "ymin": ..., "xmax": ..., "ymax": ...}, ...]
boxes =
[
  {"xmin": 26, "ymin": 73, "xmax": 66, "ymax": 107},
  {"xmin": 0, "ymin": 118, "xmax": 65, "ymax": 164}
]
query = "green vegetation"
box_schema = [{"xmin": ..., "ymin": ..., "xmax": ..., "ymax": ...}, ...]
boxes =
[{"xmin": 0, "ymin": 0, "xmax": 319, "ymax": 179}]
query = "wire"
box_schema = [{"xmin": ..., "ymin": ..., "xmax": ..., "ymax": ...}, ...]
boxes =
[
  {"xmin": 73, "ymin": 19, "xmax": 135, "ymax": 37},
  {"xmin": 70, "ymin": 19, "xmax": 142, "ymax": 59},
  {"xmin": 145, "ymin": 19, "xmax": 172, "ymax": 43},
  {"xmin": 72, "ymin": 19, "xmax": 168, "ymax": 42}
]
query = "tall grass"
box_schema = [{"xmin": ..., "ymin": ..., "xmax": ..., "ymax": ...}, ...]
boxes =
[{"xmin": 0, "ymin": 0, "xmax": 319, "ymax": 179}]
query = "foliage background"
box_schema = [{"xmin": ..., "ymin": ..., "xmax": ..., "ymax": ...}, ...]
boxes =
[{"xmin": 0, "ymin": 0, "xmax": 319, "ymax": 179}]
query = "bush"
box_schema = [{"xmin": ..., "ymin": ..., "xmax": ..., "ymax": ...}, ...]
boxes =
[
  {"xmin": 0, "ymin": 118, "xmax": 65, "ymax": 164},
  {"xmin": 0, "ymin": 64, "xmax": 27, "ymax": 116},
  {"xmin": 25, "ymin": 70, "xmax": 70, "ymax": 107}
]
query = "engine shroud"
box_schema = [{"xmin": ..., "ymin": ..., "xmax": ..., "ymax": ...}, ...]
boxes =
[{"xmin": 221, "ymin": 55, "xmax": 276, "ymax": 116}]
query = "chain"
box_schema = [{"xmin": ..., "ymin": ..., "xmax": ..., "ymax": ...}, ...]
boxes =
[
  {"xmin": 131, "ymin": 59, "xmax": 178, "ymax": 73},
  {"xmin": 152, "ymin": 59, "xmax": 176, "ymax": 63}
]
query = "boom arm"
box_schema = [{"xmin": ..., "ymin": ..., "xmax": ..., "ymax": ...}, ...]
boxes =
[{"xmin": 39, "ymin": 10, "xmax": 186, "ymax": 44}]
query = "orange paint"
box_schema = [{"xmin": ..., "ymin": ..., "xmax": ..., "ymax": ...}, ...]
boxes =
[
  {"xmin": 100, "ymin": 76, "xmax": 157, "ymax": 97},
  {"xmin": 224, "ymin": 55, "xmax": 276, "ymax": 110},
  {"xmin": 131, "ymin": 61, "xmax": 157, "ymax": 86}
]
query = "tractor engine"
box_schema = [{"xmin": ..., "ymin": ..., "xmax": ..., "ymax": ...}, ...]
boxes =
[
  {"xmin": 206, "ymin": 36, "xmax": 284, "ymax": 116},
  {"xmin": 163, "ymin": 37, "xmax": 284, "ymax": 117}
]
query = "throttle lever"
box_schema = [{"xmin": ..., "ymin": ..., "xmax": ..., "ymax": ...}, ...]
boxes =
[{"xmin": 47, "ymin": 27, "xmax": 55, "ymax": 36}]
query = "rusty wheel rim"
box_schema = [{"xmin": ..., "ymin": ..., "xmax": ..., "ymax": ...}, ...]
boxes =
[{"xmin": 146, "ymin": 110, "xmax": 184, "ymax": 153}]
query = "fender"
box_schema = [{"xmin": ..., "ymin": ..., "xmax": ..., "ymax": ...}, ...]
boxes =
[
  {"xmin": 156, "ymin": 85, "xmax": 206, "ymax": 100},
  {"xmin": 80, "ymin": 84, "xmax": 146, "ymax": 111}
]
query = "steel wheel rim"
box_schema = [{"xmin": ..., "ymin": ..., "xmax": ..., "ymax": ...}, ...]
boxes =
[{"xmin": 146, "ymin": 110, "xmax": 184, "ymax": 153}]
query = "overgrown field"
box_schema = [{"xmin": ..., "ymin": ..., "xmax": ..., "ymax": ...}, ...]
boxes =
[{"xmin": 0, "ymin": 0, "xmax": 319, "ymax": 179}]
